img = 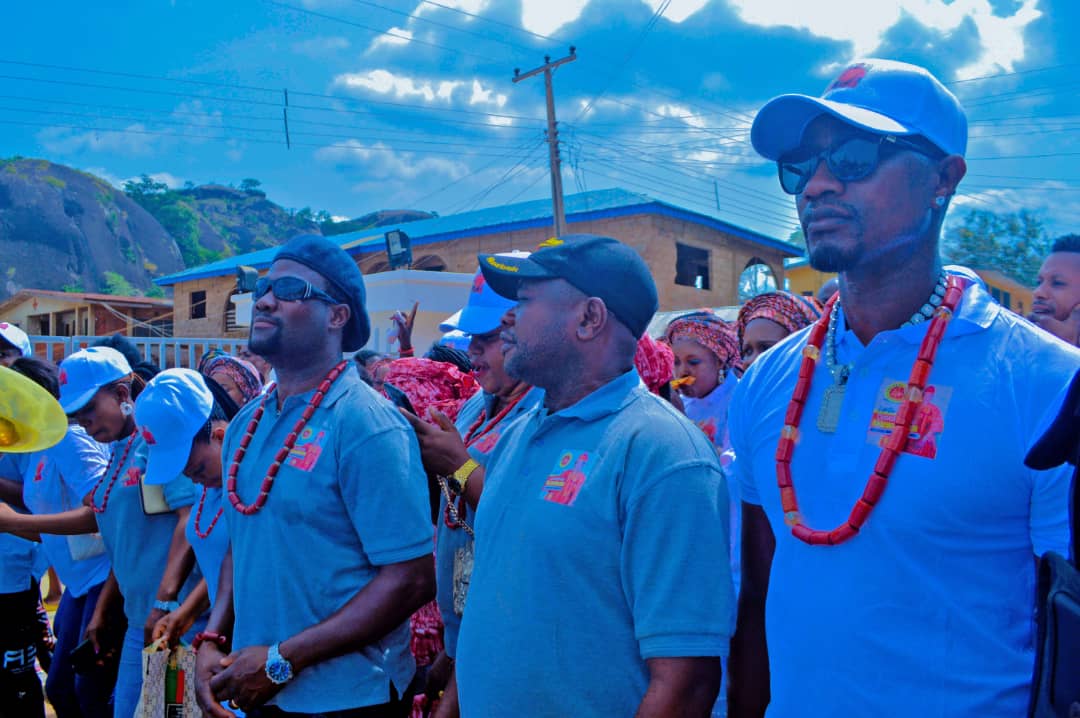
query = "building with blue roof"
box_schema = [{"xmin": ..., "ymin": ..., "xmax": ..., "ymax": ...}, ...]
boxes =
[{"xmin": 158, "ymin": 187, "xmax": 801, "ymax": 339}]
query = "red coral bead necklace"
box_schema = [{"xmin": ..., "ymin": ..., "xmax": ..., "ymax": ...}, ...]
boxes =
[
  {"xmin": 89, "ymin": 432, "xmax": 137, "ymax": 514},
  {"xmin": 776, "ymin": 275, "xmax": 965, "ymax": 546},
  {"xmin": 193, "ymin": 487, "xmax": 223, "ymax": 538},
  {"xmin": 226, "ymin": 361, "xmax": 348, "ymax": 516}
]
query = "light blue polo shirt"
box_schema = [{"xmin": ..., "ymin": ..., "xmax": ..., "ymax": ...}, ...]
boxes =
[
  {"xmin": 20, "ymin": 425, "xmax": 112, "ymax": 597},
  {"xmin": 0, "ymin": 453, "xmax": 40, "ymax": 594},
  {"xmin": 185, "ymin": 486, "xmax": 228, "ymax": 605},
  {"xmin": 223, "ymin": 369, "xmax": 433, "ymax": 714},
  {"xmin": 436, "ymin": 386, "xmax": 543, "ymax": 657},
  {"xmin": 92, "ymin": 433, "xmax": 200, "ymax": 626},
  {"xmin": 455, "ymin": 369, "xmax": 735, "ymax": 716},
  {"xmin": 728, "ymin": 275, "xmax": 1080, "ymax": 717}
]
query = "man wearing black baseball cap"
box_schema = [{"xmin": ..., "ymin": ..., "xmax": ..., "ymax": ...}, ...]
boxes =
[
  {"xmin": 727, "ymin": 59, "xmax": 1080, "ymax": 718},
  {"xmin": 454, "ymin": 234, "xmax": 735, "ymax": 716},
  {"xmin": 194, "ymin": 234, "xmax": 435, "ymax": 718}
]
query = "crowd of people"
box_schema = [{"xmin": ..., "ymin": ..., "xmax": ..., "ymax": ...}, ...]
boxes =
[{"xmin": 1, "ymin": 57, "xmax": 1079, "ymax": 718}]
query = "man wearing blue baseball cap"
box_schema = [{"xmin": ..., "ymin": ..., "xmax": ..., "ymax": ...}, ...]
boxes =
[
  {"xmin": 0, "ymin": 322, "xmax": 33, "ymax": 366},
  {"xmin": 401, "ymin": 259, "xmax": 543, "ymax": 716},
  {"xmin": 727, "ymin": 59, "xmax": 1080, "ymax": 717},
  {"xmin": 193, "ymin": 234, "xmax": 435, "ymax": 718},
  {"xmin": 452, "ymin": 234, "xmax": 735, "ymax": 716}
]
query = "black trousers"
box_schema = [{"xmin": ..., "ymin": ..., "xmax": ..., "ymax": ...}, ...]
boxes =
[{"xmin": 0, "ymin": 584, "xmax": 46, "ymax": 718}]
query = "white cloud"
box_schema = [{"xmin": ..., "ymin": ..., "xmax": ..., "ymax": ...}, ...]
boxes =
[
  {"xmin": 367, "ymin": 28, "xmax": 413, "ymax": 53},
  {"xmin": 315, "ymin": 139, "xmax": 468, "ymax": 181},
  {"xmin": 335, "ymin": 69, "xmax": 462, "ymax": 103},
  {"xmin": 468, "ymin": 79, "xmax": 507, "ymax": 109},
  {"xmin": 643, "ymin": 0, "xmax": 708, "ymax": 23},
  {"xmin": 726, "ymin": 0, "xmax": 1041, "ymax": 78},
  {"xmin": 293, "ymin": 35, "xmax": 350, "ymax": 57},
  {"xmin": 37, "ymin": 124, "xmax": 160, "ymax": 156}
]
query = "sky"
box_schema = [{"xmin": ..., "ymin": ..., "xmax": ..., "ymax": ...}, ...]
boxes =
[{"xmin": 2, "ymin": 0, "xmax": 1078, "ymax": 246}]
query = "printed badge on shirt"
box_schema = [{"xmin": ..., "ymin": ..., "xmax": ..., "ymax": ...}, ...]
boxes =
[
  {"xmin": 866, "ymin": 378, "xmax": 952, "ymax": 459},
  {"xmin": 540, "ymin": 450, "xmax": 593, "ymax": 506},
  {"xmin": 287, "ymin": 426, "xmax": 328, "ymax": 472}
]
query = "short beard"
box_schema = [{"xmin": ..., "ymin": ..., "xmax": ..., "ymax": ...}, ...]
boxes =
[
  {"xmin": 808, "ymin": 244, "xmax": 863, "ymax": 273},
  {"xmin": 248, "ymin": 330, "xmax": 281, "ymax": 360}
]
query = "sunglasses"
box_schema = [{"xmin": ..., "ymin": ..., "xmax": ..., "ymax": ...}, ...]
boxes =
[
  {"xmin": 254, "ymin": 276, "xmax": 341, "ymax": 304},
  {"xmin": 778, "ymin": 134, "xmax": 943, "ymax": 195}
]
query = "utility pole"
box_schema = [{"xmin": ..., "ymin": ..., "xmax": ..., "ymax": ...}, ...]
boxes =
[{"xmin": 514, "ymin": 47, "xmax": 576, "ymax": 238}]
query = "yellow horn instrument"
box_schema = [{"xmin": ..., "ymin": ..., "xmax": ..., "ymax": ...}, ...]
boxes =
[{"xmin": 0, "ymin": 365, "xmax": 68, "ymax": 453}]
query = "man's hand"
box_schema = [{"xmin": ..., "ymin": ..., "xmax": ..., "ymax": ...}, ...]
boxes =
[
  {"xmin": 0, "ymin": 502, "xmax": 20, "ymax": 531},
  {"xmin": 209, "ymin": 645, "xmax": 284, "ymax": 712},
  {"xmin": 392, "ymin": 302, "xmax": 420, "ymax": 354},
  {"xmin": 400, "ymin": 408, "xmax": 471, "ymax": 477},
  {"xmin": 1029, "ymin": 303, "xmax": 1080, "ymax": 346},
  {"xmin": 195, "ymin": 643, "xmax": 237, "ymax": 718},
  {"xmin": 144, "ymin": 608, "xmax": 169, "ymax": 647}
]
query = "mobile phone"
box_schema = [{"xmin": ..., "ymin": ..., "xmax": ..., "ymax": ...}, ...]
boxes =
[{"xmin": 69, "ymin": 638, "xmax": 100, "ymax": 674}]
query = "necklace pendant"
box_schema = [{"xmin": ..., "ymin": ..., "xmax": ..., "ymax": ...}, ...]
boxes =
[{"xmin": 817, "ymin": 381, "xmax": 846, "ymax": 433}]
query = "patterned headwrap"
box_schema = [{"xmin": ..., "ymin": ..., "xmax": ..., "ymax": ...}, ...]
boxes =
[
  {"xmin": 200, "ymin": 355, "xmax": 263, "ymax": 405},
  {"xmin": 736, "ymin": 292, "xmax": 823, "ymax": 345},
  {"xmin": 382, "ymin": 357, "xmax": 480, "ymax": 424},
  {"xmin": 664, "ymin": 310, "xmax": 740, "ymax": 372},
  {"xmin": 634, "ymin": 334, "xmax": 674, "ymax": 395}
]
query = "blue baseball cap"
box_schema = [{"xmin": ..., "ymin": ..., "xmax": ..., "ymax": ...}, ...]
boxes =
[
  {"xmin": 135, "ymin": 369, "xmax": 214, "ymax": 485},
  {"xmin": 479, "ymin": 234, "xmax": 658, "ymax": 339},
  {"xmin": 751, "ymin": 58, "xmax": 967, "ymax": 161},
  {"xmin": 58, "ymin": 347, "xmax": 132, "ymax": 414},
  {"xmin": 440, "ymin": 253, "xmax": 529, "ymax": 335}
]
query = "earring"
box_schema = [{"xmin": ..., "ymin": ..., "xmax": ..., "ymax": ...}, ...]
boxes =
[
  {"xmin": 120, "ymin": 401, "xmax": 134, "ymax": 417},
  {"xmin": 935, "ymin": 196, "xmax": 946, "ymax": 207}
]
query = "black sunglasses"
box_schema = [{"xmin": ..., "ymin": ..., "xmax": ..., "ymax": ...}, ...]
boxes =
[
  {"xmin": 778, "ymin": 134, "xmax": 943, "ymax": 195},
  {"xmin": 254, "ymin": 276, "xmax": 341, "ymax": 304}
]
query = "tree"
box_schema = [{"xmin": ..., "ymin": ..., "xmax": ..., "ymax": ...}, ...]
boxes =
[
  {"xmin": 240, "ymin": 178, "xmax": 262, "ymax": 193},
  {"xmin": 942, "ymin": 209, "xmax": 1051, "ymax": 287}
]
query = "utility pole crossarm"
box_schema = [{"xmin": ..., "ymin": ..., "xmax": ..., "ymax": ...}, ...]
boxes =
[{"xmin": 513, "ymin": 48, "xmax": 577, "ymax": 238}]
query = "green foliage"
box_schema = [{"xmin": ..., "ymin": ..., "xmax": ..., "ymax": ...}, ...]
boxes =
[
  {"xmin": 239, "ymin": 178, "xmax": 262, "ymax": 192},
  {"xmin": 942, "ymin": 209, "xmax": 1050, "ymax": 287},
  {"xmin": 62, "ymin": 282, "xmax": 84, "ymax": 293},
  {"xmin": 102, "ymin": 271, "xmax": 137, "ymax": 296},
  {"xmin": 44, "ymin": 175, "xmax": 66, "ymax": 189},
  {"xmin": 145, "ymin": 284, "xmax": 165, "ymax": 298}
]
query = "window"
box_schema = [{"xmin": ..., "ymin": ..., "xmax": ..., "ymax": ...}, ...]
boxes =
[
  {"xmin": 675, "ymin": 243, "xmax": 711, "ymax": 290},
  {"xmin": 190, "ymin": 290, "xmax": 207, "ymax": 320},
  {"xmin": 738, "ymin": 258, "xmax": 778, "ymax": 302},
  {"xmin": 1002, "ymin": 291, "xmax": 1011, "ymax": 309}
]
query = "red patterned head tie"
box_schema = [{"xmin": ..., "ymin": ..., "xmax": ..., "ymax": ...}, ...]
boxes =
[
  {"xmin": 140, "ymin": 427, "xmax": 157, "ymax": 445},
  {"xmin": 634, "ymin": 334, "xmax": 674, "ymax": 394},
  {"xmin": 381, "ymin": 358, "xmax": 480, "ymax": 423},
  {"xmin": 736, "ymin": 291, "xmax": 824, "ymax": 346},
  {"xmin": 664, "ymin": 311, "xmax": 740, "ymax": 372}
]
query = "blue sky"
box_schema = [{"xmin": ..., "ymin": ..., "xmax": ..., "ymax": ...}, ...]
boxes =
[{"xmin": 2, "ymin": 0, "xmax": 1077, "ymax": 244}]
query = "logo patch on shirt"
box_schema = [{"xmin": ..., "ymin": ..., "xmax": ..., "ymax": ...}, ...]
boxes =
[
  {"xmin": 33, "ymin": 460, "xmax": 46, "ymax": 482},
  {"xmin": 286, "ymin": 426, "xmax": 327, "ymax": 472},
  {"xmin": 540, "ymin": 450, "xmax": 592, "ymax": 506},
  {"xmin": 471, "ymin": 430, "xmax": 502, "ymax": 456},
  {"xmin": 123, "ymin": 467, "xmax": 142, "ymax": 487},
  {"xmin": 867, "ymin": 378, "xmax": 953, "ymax": 459}
]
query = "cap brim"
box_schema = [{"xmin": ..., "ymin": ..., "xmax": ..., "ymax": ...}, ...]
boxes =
[
  {"xmin": 144, "ymin": 440, "xmax": 193, "ymax": 485},
  {"xmin": 456, "ymin": 305, "xmax": 510, "ymax": 335},
  {"xmin": 478, "ymin": 253, "xmax": 554, "ymax": 300},
  {"xmin": 59, "ymin": 386, "xmax": 101, "ymax": 415},
  {"xmin": 438, "ymin": 310, "xmax": 462, "ymax": 333},
  {"xmin": 751, "ymin": 93, "xmax": 913, "ymax": 161}
]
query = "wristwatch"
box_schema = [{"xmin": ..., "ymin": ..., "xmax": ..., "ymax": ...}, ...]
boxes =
[
  {"xmin": 451, "ymin": 458, "xmax": 480, "ymax": 493},
  {"xmin": 153, "ymin": 599, "xmax": 180, "ymax": 613},
  {"xmin": 265, "ymin": 642, "xmax": 294, "ymax": 685}
]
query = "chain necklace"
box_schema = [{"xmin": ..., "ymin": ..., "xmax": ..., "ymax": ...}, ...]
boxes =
[
  {"xmin": 817, "ymin": 271, "xmax": 948, "ymax": 433},
  {"xmin": 226, "ymin": 361, "xmax": 348, "ymax": 516},
  {"xmin": 89, "ymin": 432, "xmax": 137, "ymax": 514},
  {"xmin": 777, "ymin": 275, "xmax": 965, "ymax": 545}
]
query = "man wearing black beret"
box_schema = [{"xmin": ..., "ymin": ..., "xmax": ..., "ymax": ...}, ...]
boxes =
[{"xmin": 194, "ymin": 234, "xmax": 435, "ymax": 718}]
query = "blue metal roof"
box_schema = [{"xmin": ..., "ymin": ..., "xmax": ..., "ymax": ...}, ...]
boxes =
[{"xmin": 156, "ymin": 188, "xmax": 802, "ymax": 286}]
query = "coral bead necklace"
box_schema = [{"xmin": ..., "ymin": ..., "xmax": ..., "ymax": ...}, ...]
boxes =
[
  {"xmin": 226, "ymin": 361, "xmax": 348, "ymax": 516},
  {"xmin": 89, "ymin": 432, "xmax": 137, "ymax": 514},
  {"xmin": 192, "ymin": 487, "xmax": 223, "ymax": 538},
  {"xmin": 776, "ymin": 275, "xmax": 965, "ymax": 546}
]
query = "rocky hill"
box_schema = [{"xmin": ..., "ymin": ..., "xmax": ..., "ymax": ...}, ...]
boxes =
[
  {"xmin": 0, "ymin": 160, "xmax": 435, "ymax": 303},
  {"xmin": 0, "ymin": 158, "xmax": 184, "ymax": 301}
]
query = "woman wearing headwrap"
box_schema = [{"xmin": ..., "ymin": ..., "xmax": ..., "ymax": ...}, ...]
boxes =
[
  {"xmin": 736, "ymin": 291, "xmax": 823, "ymax": 370},
  {"xmin": 664, "ymin": 310, "xmax": 740, "ymax": 450},
  {"xmin": 198, "ymin": 354, "xmax": 263, "ymax": 408}
]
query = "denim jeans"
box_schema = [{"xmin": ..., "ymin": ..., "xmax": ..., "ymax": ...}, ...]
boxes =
[{"xmin": 46, "ymin": 583, "xmax": 117, "ymax": 718}]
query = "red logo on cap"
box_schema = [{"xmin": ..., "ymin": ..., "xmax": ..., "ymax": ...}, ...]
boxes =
[
  {"xmin": 124, "ymin": 467, "xmax": 141, "ymax": 487},
  {"xmin": 0, "ymin": 323, "xmax": 8, "ymax": 329},
  {"xmin": 471, "ymin": 273, "xmax": 486, "ymax": 294},
  {"xmin": 828, "ymin": 64, "xmax": 868, "ymax": 92},
  {"xmin": 59, "ymin": 369, "xmax": 68, "ymax": 386},
  {"xmin": 141, "ymin": 427, "xmax": 157, "ymax": 445}
]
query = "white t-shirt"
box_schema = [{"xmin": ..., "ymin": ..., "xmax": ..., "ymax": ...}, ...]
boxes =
[{"xmin": 729, "ymin": 273, "xmax": 1080, "ymax": 717}]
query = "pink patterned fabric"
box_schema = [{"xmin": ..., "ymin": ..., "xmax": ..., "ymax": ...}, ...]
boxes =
[
  {"xmin": 664, "ymin": 311, "xmax": 740, "ymax": 372},
  {"xmin": 634, "ymin": 334, "xmax": 675, "ymax": 394},
  {"xmin": 736, "ymin": 291, "xmax": 823, "ymax": 345},
  {"xmin": 381, "ymin": 358, "xmax": 480, "ymax": 422}
]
